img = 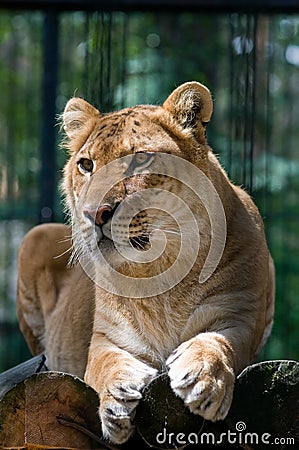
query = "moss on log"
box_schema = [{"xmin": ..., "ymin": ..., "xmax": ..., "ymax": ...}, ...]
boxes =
[
  {"xmin": 137, "ymin": 360, "xmax": 299, "ymax": 449},
  {"xmin": 227, "ymin": 360, "xmax": 299, "ymax": 449}
]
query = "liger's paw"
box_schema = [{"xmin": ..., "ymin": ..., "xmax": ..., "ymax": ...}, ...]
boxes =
[
  {"xmin": 99, "ymin": 361, "xmax": 157, "ymax": 444},
  {"xmin": 166, "ymin": 335, "xmax": 235, "ymax": 422}
]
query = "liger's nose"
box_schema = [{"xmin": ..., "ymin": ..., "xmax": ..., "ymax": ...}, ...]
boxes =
[{"xmin": 84, "ymin": 204, "xmax": 113, "ymax": 226}]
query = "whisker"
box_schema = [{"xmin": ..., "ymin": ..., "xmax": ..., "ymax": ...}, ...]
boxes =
[
  {"xmin": 158, "ymin": 229, "xmax": 180, "ymax": 236},
  {"xmin": 130, "ymin": 237, "xmax": 145, "ymax": 250},
  {"xmin": 53, "ymin": 246, "xmax": 73, "ymax": 260},
  {"xmin": 130, "ymin": 234, "xmax": 150, "ymax": 250},
  {"xmin": 57, "ymin": 234, "xmax": 73, "ymax": 243}
]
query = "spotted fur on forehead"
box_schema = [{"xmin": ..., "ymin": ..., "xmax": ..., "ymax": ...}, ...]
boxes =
[
  {"xmin": 77, "ymin": 108, "xmax": 184, "ymax": 165},
  {"xmin": 90, "ymin": 107, "xmax": 156, "ymax": 142}
]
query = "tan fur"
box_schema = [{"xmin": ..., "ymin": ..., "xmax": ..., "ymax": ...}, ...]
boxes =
[{"xmin": 17, "ymin": 82, "xmax": 275, "ymax": 444}]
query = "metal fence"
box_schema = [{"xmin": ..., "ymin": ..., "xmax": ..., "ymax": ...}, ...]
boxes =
[{"xmin": 0, "ymin": 1, "xmax": 299, "ymax": 371}]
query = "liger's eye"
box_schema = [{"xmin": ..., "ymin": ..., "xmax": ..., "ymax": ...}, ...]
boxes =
[
  {"xmin": 78, "ymin": 158, "xmax": 94, "ymax": 173},
  {"xmin": 125, "ymin": 152, "xmax": 155, "ymax": 176},
  {"xmin": 133, "ymin": 152, "xmax": 155, "ymax": 168},
  {"xmin": 134, "ymin": 152, "xmax": 148, "ymax": 165}
]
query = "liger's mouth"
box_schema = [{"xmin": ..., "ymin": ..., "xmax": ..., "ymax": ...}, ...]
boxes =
[{"xmin": 100, "ymin": 224, "xmax": 150, "ymax": 251}]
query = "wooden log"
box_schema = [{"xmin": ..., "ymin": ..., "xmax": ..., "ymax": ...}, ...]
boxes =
[
  {"xmin": 137, "ymin": 360, "xmax": 299, "ymax": 449},
  {"xmin": 136, "ymin": 373, "xmax": 233, "ymax": 449},
  {"xmin": 0, "ymin": 354, "xmax": 47, "ymax": 400},
  {"xmin": 0, "ymin": 360, "xmax": 298, "ymax": 449},
  {"xmin": 227, "ymin": 360, "xmax": 299, "ymax": 449},
  {"xmin": 136, "ymin": 373, "xmax": 205, "ymax": 448},
  {"xmin": 0, "ymin": 372, "xmax": 106, "ymax": 450}
]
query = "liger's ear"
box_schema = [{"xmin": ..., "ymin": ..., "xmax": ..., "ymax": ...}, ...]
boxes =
[
  {"xmin": 163, "ymin": 81, "xmax": 213, "ymax": 134},
  {"xmin": 62, "ymin": 97, "xmax": 100, "ymax": 140}
]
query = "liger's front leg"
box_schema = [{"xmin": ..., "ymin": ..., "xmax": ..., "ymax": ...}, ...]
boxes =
[
  {"xmin": 84, "ymin": 333, "xmax": 157, "ymax": 444},
  {"xmin": 167, "ymin": 332, "xmax": 235, "ymax": 421}
]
